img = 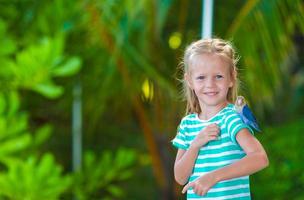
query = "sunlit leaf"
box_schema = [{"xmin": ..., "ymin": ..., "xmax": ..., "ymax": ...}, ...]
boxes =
[
  {"xmin": 32, "ymin": 83, "xmax": 63, "ymax": 98},
  {"xmin": 0, "ymin": 134, "xmax": 31, "ymax": 158},
  {"xmin": 33, "ymin": 125, "xmax": 52, "ymax": 146},
  {"xmin": 52, "ymin": 56, "xmax": 81, "ymax": 77}
]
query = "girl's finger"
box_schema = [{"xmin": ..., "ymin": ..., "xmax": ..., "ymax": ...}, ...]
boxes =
[
  {"xmin": 209, "ymin": 123, "xmax": 219, "ymax": 128},
  {"xmin": 209, "ymin": 135, "xmax": 218, "ymax": 141},
  {"xmin": 182, "ymin": 182, "xmax": 193, "ymax": 194}
]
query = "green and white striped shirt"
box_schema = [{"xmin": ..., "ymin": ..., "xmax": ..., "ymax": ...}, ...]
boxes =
[{"xmin": 172, "ymin": 104, "xmax": 254, "ymax": 200}]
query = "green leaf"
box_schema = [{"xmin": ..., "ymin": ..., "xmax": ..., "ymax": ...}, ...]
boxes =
[
  {"xmin": 33, "ymin": 83, "xmax": 63, "ymax": 99},
  {"xmin": 106, "ymin": 184, "xmax": 124, "ymax": 197},
  {"xmin": 33, "ymin": 125, "xmax": 52, "ymax": 146},
  {"xmin": 52, "ymin": 57, "xmax": 82, "ymax": 77},
  {"xmin": 0, "ymin": 134, "xmax": 32, "ymax": 158},
  {"xmin": 5, "ymin": 113, "xmax": 28, "ymax": 138},
  {"xmin": 119, "ymin": 170, "xmax": 133, "ymax": 180}
]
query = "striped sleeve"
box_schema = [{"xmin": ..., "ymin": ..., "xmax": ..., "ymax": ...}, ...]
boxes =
[
  {"xmin": 172, "ymin": 119, "xmax": 189, "ymax": 150},
  {"xmin": 225, "ymin": 112, "xmax": 254, "ymax": 145}
]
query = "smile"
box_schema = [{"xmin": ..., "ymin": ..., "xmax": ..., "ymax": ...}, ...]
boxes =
[{"xmin": 204, "ymin": 92, "xmax": 218, "ymax": 96}]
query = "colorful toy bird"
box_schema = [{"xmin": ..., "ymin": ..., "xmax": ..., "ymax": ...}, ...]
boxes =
[{"xmin": 234, "ymin": 96, "xmax": 261, "ymax": 132}]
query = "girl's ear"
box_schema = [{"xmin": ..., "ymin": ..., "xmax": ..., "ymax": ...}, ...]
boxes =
[
  {"xmin": 229, "ymin": 79, "xmax": 234, "ymax": 88},
  {"xmin": 184, "ymin": 73, "xmax": 193, "ymax": 89},
  {"xmin": 229, "ymin": 70, "xmax": 237, "ymax": 88}
]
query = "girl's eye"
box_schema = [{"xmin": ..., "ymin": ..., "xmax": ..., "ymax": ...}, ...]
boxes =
[
  {"xmin": 196, "ymin": 76, "xmax": 205, "ymax": 80},
  {"xmin": 215, "ymin": 75, "xmax": 223, "ymax": 79}
]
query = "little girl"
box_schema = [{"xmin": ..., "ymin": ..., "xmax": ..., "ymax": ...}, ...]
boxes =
[{"xmin": 172, "ymin": 38, "xmax": 269, "ymax": 199}]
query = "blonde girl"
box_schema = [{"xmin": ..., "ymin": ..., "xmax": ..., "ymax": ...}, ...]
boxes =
[{"xmin": 172, "ymin": 38, "xmax": 268, "ymax": 199}]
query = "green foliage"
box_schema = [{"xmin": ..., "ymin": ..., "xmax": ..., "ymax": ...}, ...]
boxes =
[
  {"xmin": 226, "ymin": 0, "xmax": 304, "ymax": 115},
  {"xmin": 0, "ymin": 19, "xmax": 17, "ymax": 92},
  {"xmin": 0, "ymin": 0, "xmax": 303, "ymax": 199},
  {"xmin": 0, "ymin": 2, "xmax": 82, "ymax": 198},
  {"xmin": 73, "ymin": 148, "xmax": 137, "ymax": 200},
  {"xmin": 81, "ymin": 0, "xmax": 176, "ymax": 132},
  {"xmin": 0, "ymin": 91, "xmax": 67, "ymax": 199},
  {"xmin": 9, "ymin": 36, "xmax": 81, "ymax": 98},
  {"xmin": 0, "ymin": 92, "xmax": 32, "ymax": 161},
  {"xmin": 0, "ymin": 153, "xmax": 71, "ymax": 200},
  {"xmin": 252, "ymin": 119, "xmax": 304, "ymax": 199},
  {"xmin": 0, "ymin": 90, "xmax": 55, "ymax": 162},
  {"xmin": 0, "ymin": 19, "xmax": 16, "ymax": 56},
  {"xmin": 0, "ymin": 14, "xmax": 81, "ymax": 98}
]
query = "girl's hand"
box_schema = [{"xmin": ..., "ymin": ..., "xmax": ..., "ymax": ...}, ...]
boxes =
[
  {"xmin": 190, "ymin": 123, "xmax": 220, "ymax": 149},
  {"xmin": 182, "ymin": 172, "xmax": 218, "ymax": 196}
]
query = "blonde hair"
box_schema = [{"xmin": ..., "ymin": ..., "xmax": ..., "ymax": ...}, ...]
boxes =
[{"xmin": 181, "ymin": 38, "xmax": 239, "ymax": 114}]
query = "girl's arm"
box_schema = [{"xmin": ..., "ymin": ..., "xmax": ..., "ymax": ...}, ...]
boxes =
[
  {"xmin": 211, "ymin": 129, "xmax": 269, "ymax": 181},
  {"xmin": 182, "ymin": 129, "xmax": 269, "ymax": 195},
  {"xmin": 174, "ymin": 124, "xmax": 220, "ymax": 185},
  {"xmin": 174, "ymin": 146, "xmax": 200, "ymax": 185}
]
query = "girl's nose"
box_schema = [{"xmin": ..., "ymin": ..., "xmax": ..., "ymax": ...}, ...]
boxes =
[{"xmin": 205, "ymin": 77, "xmax": 215, "ymax": 87}]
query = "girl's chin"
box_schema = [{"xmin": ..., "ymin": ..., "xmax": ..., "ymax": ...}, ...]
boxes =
[{"xmin": 199, "ymin": 98, "xmax": 227, "ymax": 107}]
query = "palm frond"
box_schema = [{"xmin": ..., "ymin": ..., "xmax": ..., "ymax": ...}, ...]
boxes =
[{"xmin": 227, "ymin": 0, "xmax": 304, "ymax": 115}]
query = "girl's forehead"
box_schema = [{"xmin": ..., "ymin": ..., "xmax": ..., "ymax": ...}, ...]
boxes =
[{"xmin": 189, "ymin": 53, "xmax": 231, "ymax": 72}]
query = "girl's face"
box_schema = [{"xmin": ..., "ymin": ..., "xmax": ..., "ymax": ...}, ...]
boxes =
[{"xmin": 186, "ymin": 53, "xmax": 234, "ymax": 111}]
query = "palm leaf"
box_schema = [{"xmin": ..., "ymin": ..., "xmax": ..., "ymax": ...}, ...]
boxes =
[{"xmin": 227, "ymin": 0, "xmax": 304, "ymax": 115}]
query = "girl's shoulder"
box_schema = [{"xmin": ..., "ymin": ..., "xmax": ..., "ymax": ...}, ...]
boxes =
[
  {"xmin": 183, "ymin": 113, "xmax": 197, "ymax": 119},
  {"xmin": 223, "ymin": 104, "xmax": 238, "ymax": 115},
  {"xmin": 180, "ymin": 113, "xmax": 199, "ymax": 125},
  {"xmin": 218, "ymin": 104, "xmax": 241, "ymax": 123}
]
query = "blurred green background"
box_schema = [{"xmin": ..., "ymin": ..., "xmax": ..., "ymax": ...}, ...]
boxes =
[{"xmin": 0, "ymin": 0, "xmax": 303, "ymax": 199}]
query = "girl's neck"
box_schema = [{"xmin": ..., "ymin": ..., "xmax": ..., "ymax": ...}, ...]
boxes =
[{"xmin": 199, "ymin": 101, "xmax": 228, "ymax": 120}]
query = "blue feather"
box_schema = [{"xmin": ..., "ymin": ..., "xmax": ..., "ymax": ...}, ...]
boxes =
[
  {"xmin": 240, "ymin": 105, "xmax": 261, "ymax": 132},
  {"xmin": 234, "ymin": 96, "xmax": 261, "ymax": 132}
]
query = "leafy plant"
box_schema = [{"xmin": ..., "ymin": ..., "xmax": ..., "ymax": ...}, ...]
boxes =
[
  {"xmin": 0, "ymin": 153, "xmax": 71, "ymax": 200},
  {"xmin": 252, "ymin": 119, "xmax": 304, "ymax": 200},
  {"xmin": 0, "ymin": 92, "xmax": 31, "ymax": 161},
  {"xmin": 73, "ymin": 148, "xmax": 137, "ymax": 200},
  {"xmin": 0, "ymin": 7, "xmax": 81, "ymax": 199},
  {"xmin": 6, "ymin": 36, "xmax": 81, "ymax": 99},
  {"xmin": 226, "ymin": 0, "xmax": 304, "ymax": 115},
  {"xmin": 0, "ymin": 91, "xmax": 53, "ymax": 163}
]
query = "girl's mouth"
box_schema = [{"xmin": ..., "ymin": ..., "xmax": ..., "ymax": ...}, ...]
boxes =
[{"xmin": 204, "ymin": 92, "xmax": 218, "ymax": 96}]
